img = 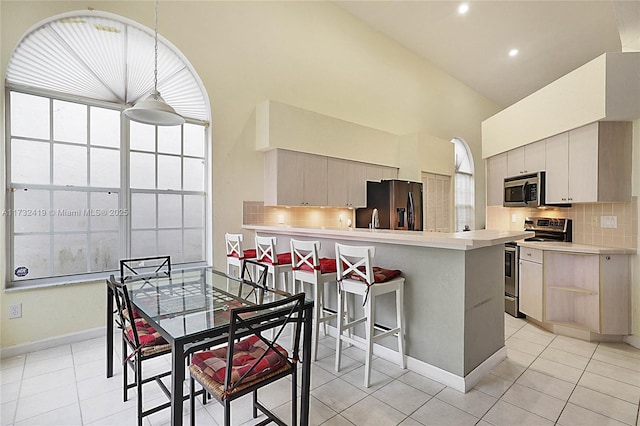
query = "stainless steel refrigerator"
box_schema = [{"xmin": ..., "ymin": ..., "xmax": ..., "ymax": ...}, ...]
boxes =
[{"xmin": 355, "ymin": 180, "xmax": 423, "ymax": 231}]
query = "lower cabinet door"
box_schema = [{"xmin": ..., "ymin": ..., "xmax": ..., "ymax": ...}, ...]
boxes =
[{"xmin": 519, "ymin": 259, "xmax": 543, "ymax": 321}]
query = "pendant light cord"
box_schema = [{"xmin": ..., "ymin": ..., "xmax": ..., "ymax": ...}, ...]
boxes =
[{"xmin": 154, "ymin": 0, "xmax": 158, "ymax": 93}]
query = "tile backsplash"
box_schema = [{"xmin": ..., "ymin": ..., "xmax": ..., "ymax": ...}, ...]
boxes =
[
  {"xmin": 243, "ymin": 201, "xmax": 355, "ymax": 229},
  {"xmin": 486, "ymin": 196, "xmax": 638, "ymax": 249}
]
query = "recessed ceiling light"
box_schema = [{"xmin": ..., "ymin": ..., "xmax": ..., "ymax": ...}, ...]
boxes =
[
  {"xmin": 509, "ymin": 48, "xmax": 519, "ymax": 57},
  {"xmin": 458, "ymin": 3, "xmax": 469, "ymax": 15}
]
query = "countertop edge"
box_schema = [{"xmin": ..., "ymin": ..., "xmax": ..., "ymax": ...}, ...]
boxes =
[
  {"xmin": 242, "ymin": 225, "xmax": 533, "ymax": 250},
  {"xmin": 517, "ymin": 241, "xmax": 637, "ymax": 255}
]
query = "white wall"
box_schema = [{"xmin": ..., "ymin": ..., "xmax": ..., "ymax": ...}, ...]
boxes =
[{"xmin": 0, "ymin": 1, "xmax": 500, "ymax": 349}]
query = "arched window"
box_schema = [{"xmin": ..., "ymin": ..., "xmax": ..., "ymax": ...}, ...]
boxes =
[
  {"xmin": 452, "ymin": 137, "xmax": 475, "ymax": 232},
  {"xmin": 5, "ymin": 11, "xmax": 210, "ymax": 287}
]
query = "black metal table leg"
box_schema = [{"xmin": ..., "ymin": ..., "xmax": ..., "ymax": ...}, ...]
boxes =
[
  {"xmin": 106, "ymin": 286, "xmax": 114, "ymax": 378},
  {"xmin": 170, "ymin": 341, "xmax": 185, "ymax": 426},
  {"xmin": 300, "ymin": 304, "xmax": 313, "ymax": 426}
]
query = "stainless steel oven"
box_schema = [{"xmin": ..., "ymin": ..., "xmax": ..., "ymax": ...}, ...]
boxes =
[
  {"xmin": 504, "ymin": 216, "xmax": 572, "ymax": 317},
  {"xmin": 504, "ymin": 242, "xmax": 522, "ymax": 317}
]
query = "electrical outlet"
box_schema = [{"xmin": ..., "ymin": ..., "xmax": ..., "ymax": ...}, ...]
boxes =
[
  {"xmin": 600, "ymin": 215, "xmax": 618, "ymax": 229},
  {"xmin": 511, "ymin": 214, "xmax": 518, "ymax": 223},
  {"xmin": 278, "ymin": 214, "xmax": 284, "ymax": 224},
  {"xmin": 591, "ymin": 216, "xmax": 598, "ymax": 227},
  {"xmin": 8, "ymin": 303, "xmax": 22, "ymax": 319}
]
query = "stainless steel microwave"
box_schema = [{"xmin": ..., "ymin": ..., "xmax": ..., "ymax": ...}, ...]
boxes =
[{"xmin": 503, "ymin": 171, "xmax": 545, "ymax": 207}]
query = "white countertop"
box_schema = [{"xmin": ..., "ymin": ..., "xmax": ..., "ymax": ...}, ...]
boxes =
[
  {"xmin": 518, "ymin": 241, "xmax": 637, "ymax": 255},
  {"xmin": 242, "ymin": 224, "xmax": 533, "ymax": 250}
]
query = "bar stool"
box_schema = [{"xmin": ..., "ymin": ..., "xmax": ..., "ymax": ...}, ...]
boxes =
[
  {"xmin": 290, "ymin": 239, "xmax": 338, "ymax": 361},
  {"xmin": 255, "ymin": 235, "xmax": 292, "ymax": 296},
  {"xmin": 225, "ymin": 233, "xmax": 256, "ymax": 277},
  {"xmin": 334, "ymin": 243, "xmax": 406, "ymax": 387}
]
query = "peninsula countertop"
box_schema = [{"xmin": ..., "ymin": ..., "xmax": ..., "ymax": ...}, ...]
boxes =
[{"xmin": 242, "ymin": 225, "xmax": 533, "ymax": 250}]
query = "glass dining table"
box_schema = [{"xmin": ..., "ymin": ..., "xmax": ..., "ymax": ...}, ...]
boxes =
[{"xmin": 106, "ymin": 266, "xmax": 313, "ymax": 426}]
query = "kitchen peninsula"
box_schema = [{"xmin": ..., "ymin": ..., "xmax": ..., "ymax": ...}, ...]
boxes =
[{"xmin": 243, "ymin": 225, "xmax": 532, "ymax": 391}]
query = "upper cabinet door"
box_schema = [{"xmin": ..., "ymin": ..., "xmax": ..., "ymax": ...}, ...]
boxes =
[
  {"xmin": 486, "ymin": 153, "xmax": 508, "ymax": 206},
  {"xmin": 524, "ymin": 140, "xmax": 546, "ymax": 172},
  {"xmin": 303, "ymin": 154, "xmax": 328, "ymax": 206},
  {"xmin": 348, "ymin": 162, "xmax": 367, "ymax": 207},
  {"xmin": 545, "ymin": 132, "xmax": 570, "ymax": 203},
  {"xmin": 567, "ymin": 123, "xmax": 599, "ymax": 203},
  {"xmin": 506, "ymin": 147, "xmax": 525, "ymax": 176},
  {"xmin": 327, "ymin": 158, "xmax": 350, "ymax": 207}
]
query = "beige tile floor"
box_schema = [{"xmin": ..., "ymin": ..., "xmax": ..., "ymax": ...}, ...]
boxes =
[{"xmin": 1, "ymin": 314, "xmax": 639, "ymax": 426}]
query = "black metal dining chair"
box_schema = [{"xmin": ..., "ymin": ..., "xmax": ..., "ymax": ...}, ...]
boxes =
[
  {"xmin": 107, "ymin": 275, "xmax": 172, "ymax": 426},
  {"xmin": 120, "ymin": 255, "xmax": 171, "ymax": 283},
  {"xmin": 188, "ymin": 292, "xmax": 306, "ymax": 426}
]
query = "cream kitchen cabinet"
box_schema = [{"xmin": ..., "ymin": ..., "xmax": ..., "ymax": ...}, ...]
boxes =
[
  {"xmin": 365, "ymin": 164, "xmax": 398, "ymax": 183},
  {"xmin": 485, "ymin": 152, "xmax": 507, "ymax": 206},
  {"xmin": 327, "ymin": 158, "xmax": 368, "ymax": 207},
  {"xmin": 506, "ymin": 140, "xmax": 545, "ymax": 177},
  {"xmin": 519, "ymin": 247, "xmax": 543, "ymax": 322},
  {"xmin": 264, "ymin": 149, "xmax": 328, "ymax": 206},
  {"xmin": 545, "ymin": 121, "xmax": 632, "ymax": 204},
  {"xmin": 544, "ymin": 252, "xmax": 630, "ymax": 335}
]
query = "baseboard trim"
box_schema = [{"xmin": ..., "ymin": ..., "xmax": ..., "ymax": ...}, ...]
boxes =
[
  {"xmin": 0, "ymin": 327, "xmax": 106, "ymax": 359},
  {"xmin": 624, "ymin": 334, "xmax": 640, "ymax": 350},
  {"xmin": 326, "ymin": 325, "xmax": 506, "ymax": 393}
]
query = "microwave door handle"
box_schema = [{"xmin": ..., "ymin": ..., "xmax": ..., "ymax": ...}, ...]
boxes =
[{"xmin": 522, "ymin": 181, "xmax": 530, "ymax": 204}]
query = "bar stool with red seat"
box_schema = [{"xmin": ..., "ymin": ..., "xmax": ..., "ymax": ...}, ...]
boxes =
[
  {"xmin": 334, "ymin": 243, "xmax": 406, "ymax": 387},
  {"xmin": 290, "ymin": 239, "xmax": 338, "ymax": 361},
  {"xmin": 254, "ymin": 235, "xmax": 292, "ymax": 297},
  {"xmin": 225, "ymin": 233, "xmax": 256, "ymax": 277}
]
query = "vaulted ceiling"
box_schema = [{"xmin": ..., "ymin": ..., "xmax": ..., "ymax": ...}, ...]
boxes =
[{"xmin": 335, "ymin": 1, "xmax": 639, "ymax": 107}]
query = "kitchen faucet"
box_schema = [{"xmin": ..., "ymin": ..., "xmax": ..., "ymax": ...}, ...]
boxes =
[{"xmin": 370, "ymin": 208, "xmax": 380, "ymax": 229}]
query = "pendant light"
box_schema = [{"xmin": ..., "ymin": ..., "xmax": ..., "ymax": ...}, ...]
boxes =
[{"xmin": 124, "ymin": 0, "xmax": 184, "ymax": 126}]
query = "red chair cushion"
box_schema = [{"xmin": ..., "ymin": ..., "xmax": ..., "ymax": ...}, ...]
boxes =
[
  {"xmin": 126, "ymin": 320, "xmax": 168, "ymax": 347},
  {"xmin": 190, "ymin": 335, "xmax": 288, "ymax": 386},
  {"xmin": 347, "ymin": 266, "xmax": 401, "ymax": 284},
  {"xmin": 298, "ymin": 258, "xmax": 337, "ymax": 274},
  {"xmin": 258, "ymin": 252, "xmax": 292, "ymax": 265},
  {"xmin": 228, "ymin": 249, "xmax": 257, "ymax": 259}
]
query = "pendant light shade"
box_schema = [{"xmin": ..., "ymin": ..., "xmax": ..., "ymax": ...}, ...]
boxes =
[
  {"xmin": 124, "ymin": 90, "xmax": 184, "ymax": 126},
  {"xmin": 123, "ymin": 0, "xmax": 184, "ymax": 126}
]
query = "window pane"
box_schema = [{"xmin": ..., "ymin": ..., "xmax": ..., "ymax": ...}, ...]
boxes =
[
  {"xmin": 14, "ymin": 235, "xmax": 50, "ymax": 280},
  {"xmin": 183, "ymin": 123, "xmax": 205, "ymax": 158},
  {"xmin": 184, "ymin": 229, "xmax": 204, "ymax": 262},
  {"xmin": 131, "ymin": 230, "xmax": 157, "ymax": 258},
  {"xmin": 13, "ymin": 189, "xmax": 50, "ymax": 233},
  {"xmin": 158, "ymin": 230, "xmax": 182, "ymax": 263},
  {"xmin": 53, "ymin": 191, "xmax": 88, "ymax": 232},
  {"xmin": 90, "ymin": 192, "xmax": 119, "ymax": 231},
  {"xmin": 158, "ymin": 194, "xmax": 182, "ymax": 228},
  {"xmin": 90, "ymin": 147, "xmax": 120, "ymax": 188},
  {"xmin": 54, "ymin": 144, "xmax": 87, "ymax": 186},
  {"xmin": 131, "ymin": 193, "xmax": 156, "ymax": 229},
  {"xmin": 130, "ymin": 152, "xmax": 156, "ymax": 189},
  {"xmin": 10, "ymin": 92, "xmax": 49, "ymax": 140},
  {"xmin": 183, "ymin": 158, "xmax": 204, "ymax": 191},
  {"xmin": 130, "ymin": 121, "xmax": 155, "ymax": 151},
  {"xmin": 91, "ymin": 232, "xmax": 119, "ymax": 272},
  {"xmin": 53, "ymin": 100, "xmax": 87, "ymax": 144},
  {"xmin": 184, "ymin": 195, "xmax": 204, "ymax": 228},
  {"xmin": 158, "ymin": 126, "xmax": 181, "ymax": 154},
  {"xmin": 90, "ymin": 107, "xmax": 120, "ymax": 148},
  {"xmin": 11, "ymin": 139, "xmax": 50, "ymax": 184},
  {"xmin": 157, "ymin": 155, "xmax": 181, "ymax": 190},
  {"xmin": 53, "ymin": 234, "xmax": 88, "ymax": 275}
]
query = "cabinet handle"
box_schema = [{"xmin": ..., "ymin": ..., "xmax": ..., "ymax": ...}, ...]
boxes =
[
  {"xmin": 604, "ymin": 255, "xmax": 611, "ymax": 260},
  {"xmin": 526, "ymin": 253, "xmax": 532, "ymax": 256}
]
